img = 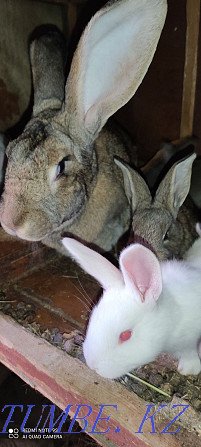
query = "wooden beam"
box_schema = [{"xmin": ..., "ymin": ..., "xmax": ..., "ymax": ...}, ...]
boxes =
[{"xmin": 180, "ymin": 0, "xmax": 200, "ymax": 138}]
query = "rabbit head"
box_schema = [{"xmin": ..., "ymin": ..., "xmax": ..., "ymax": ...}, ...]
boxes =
[
  {"xmin": 115, "ymin": 153, "xmax": 197, "ymax": 260},
  {"xmin": 62, "ymin": 236, "xmax": 165, "ymax": 379},
  {"xmin": 1, "ymin": 28, "xmax": 69, "ymax": 241},
  {"xmin": 0, "ymin": 0, "xmax": 167, "ymax": 254}
]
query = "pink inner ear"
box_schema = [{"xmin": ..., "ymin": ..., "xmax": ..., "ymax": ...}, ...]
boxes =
[{"xmin": 120, "ymin": 244, "xmax": 162, "ymax": 304}]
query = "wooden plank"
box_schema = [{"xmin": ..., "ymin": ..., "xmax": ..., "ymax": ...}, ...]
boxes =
[
  {"xmin": 0, "ymin": 227, "xmax": 98, "ymax": 334},
  {"xmin": 0, "ymin": 312, "xmax": 186, "ymax": 447},
  {"xmin": 180, "ymin": 0, "xmax": 201, "ymax": 137}
]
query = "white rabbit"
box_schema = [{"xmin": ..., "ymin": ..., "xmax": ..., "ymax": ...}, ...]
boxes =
[{"xmin": 62, "ymin": 230, "xmax": 201, "ymax": 379}]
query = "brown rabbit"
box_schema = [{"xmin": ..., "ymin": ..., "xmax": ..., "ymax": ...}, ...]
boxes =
[
  {"xmin": 115, "ymin": 151, "xmax": 199, "ymax": 260},
  {"xmin": 0, "ymin": 0, "xmax": 167, "ymax": 255}
]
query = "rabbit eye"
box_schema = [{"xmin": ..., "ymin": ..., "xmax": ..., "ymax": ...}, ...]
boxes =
[
  {"xmin": 57, "ymin": 160, "xmax": 65, "ymax": 177},
  {"xmin": 119, "ymin": 329, "xmax": 132, "ymax": 344},
  {"xmin": 55, "ymin": 157, "xmax": 70, "ymax": 180},
  {"xmin": 163, "ymin": 231, "xmax": 169, "ymax": 241},
  {"xmin": 163, "ymin": 228, "xmax": 171, "ymax": 242}
]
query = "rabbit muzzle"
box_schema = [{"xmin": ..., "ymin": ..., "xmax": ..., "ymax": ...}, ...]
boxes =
[
  {"xmin": 0, "ymin": 185, "xmax": 87, "ymax": 241},
  {"xmin": 0, "ymin": 207, "xmax": 51, "ymax": 241},
  {"xmin": 0, "ymin": 191, "xmax": 55, "ymax": 241}
]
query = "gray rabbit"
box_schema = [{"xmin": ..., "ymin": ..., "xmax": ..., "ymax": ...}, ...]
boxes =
[
  {"xmin": 0, "ymin": 133, "xmax": 6, "ymax": 187},
  {"xmin": 0, "ymin": 0, "xmax": 167, "ymax": 255},
  {"xmin": 115, "ymin": 151, "xmax": 199, "ymax": 260}
]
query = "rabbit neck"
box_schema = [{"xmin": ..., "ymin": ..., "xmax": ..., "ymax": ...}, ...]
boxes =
[{"xmin": 159, "ymin": 260, "xmax": 201, "ymax": 355}]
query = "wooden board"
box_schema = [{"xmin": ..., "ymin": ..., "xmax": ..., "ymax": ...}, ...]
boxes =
[{"xmin": 180, "ymin": 0, "xmax": 201, "ymax": 138}]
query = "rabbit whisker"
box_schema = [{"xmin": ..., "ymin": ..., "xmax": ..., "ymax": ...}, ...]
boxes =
[
  {"xmin": 72, "ymin": 294, "xmax": 91, "ymax": 312},
  {"xmin": 76, "ymin": 274, "xmax": 94, "ymax": 305},
  {"xmin": 63, "ymin": 274, "xmax": 91, "ymax": 304},
  {"xmin": 71, "ymin": 279, "xmax": 93, "ymax": 309}
]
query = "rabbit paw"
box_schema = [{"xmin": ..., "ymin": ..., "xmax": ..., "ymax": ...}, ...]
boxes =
[{"xmin": 178, "ymin": 354, "xmax": 201, "ymax": 375}]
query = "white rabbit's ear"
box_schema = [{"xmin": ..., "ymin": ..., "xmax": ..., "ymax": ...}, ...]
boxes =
[
  {"xmin": 155, "ymin": 153, "xmax": 196, "ymax": 217},
  {"xmin": 62, "ymin": 0, "xmax": 167, "ymax": 147},
  {"xmin": 62, "ymin": 238, "xmax": 123, "ymax": 289},
  {"xmin": 119, "ymin": 243, "xmax": 162, "ymax": 304}
]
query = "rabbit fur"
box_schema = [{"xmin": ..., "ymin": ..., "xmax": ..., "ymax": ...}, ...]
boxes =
[
  {"xmin": 0, "ymin": 133, "xmax": 6, "ymax": 187},
  {"xmin": 62, "ymin": 226, "xmax": 201, "ymax": 379},
  {"xmin": 115, "ymin": 152, "xmax": 199, "ymax": 260},
  {"xmin": 0, "ymin": 0, "xmax": 167, "ymax": 255},
  {"xmin": 189, "ymin": 157, "xmax": 201, "ymax": 209}
]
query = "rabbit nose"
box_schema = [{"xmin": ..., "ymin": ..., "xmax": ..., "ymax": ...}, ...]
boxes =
[
  {"xmin": 0, "ymin": 204, "xmax": 25, "ymax": 235},
  {"xmin": 1, "ymin": 217, "xmax": 30, "ymax": 241},
  {"xmin": 1, "ymin": 219, "xmax": 17, "ymax": 236},
  {"xmin": 0, "ymin": 208, "xmax": 17, "ymax": 234}
]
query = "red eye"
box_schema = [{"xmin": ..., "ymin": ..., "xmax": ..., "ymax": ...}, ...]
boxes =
[{"xmin": 119, "ymin": 329, "xmax": 132, "ymax": 344}]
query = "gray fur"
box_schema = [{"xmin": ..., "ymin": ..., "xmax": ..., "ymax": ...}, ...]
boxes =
[
  {"xmin": 0, "ymin": 133, "xmax": 6, "ymax": 187},
  {"xmin": 189, "ymin": 158, "xmax": 201, "ymax": 208},
  {"xmin": 30, "ymin": 30, "xmax": 66, "ymax": 116}
]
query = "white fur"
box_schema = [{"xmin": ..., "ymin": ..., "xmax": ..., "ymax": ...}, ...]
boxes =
[
  {"xmin": 63, "ymin": 231, "xmax": 201, "ymax": 379},
  {"xmin": 62, "ymin": 238, "xmax": 123, "ymax": 289}
]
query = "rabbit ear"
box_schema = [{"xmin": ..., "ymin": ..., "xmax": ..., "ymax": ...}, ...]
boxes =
[
  {"xmin": 119, "ymin": 243, "xmax": 162, "ymax": 304},
  {"xmin": 114, "ymin": 158, "xmax": 151, "ymax": 210},
  {"xmin": 60, "ymin": 0, "xmax": 167, "ymax": 147},
  {"xmin": 30, "ymin": 27, "xmax": 66, "ymax": 116},
  {"xmin": 62, "ymin": 238, "xmax": 123, "ymax": 289},
  {"xmin": 155, "ymin": 153, "xmax": 196, "ymax": 217}
]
